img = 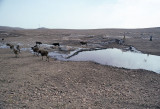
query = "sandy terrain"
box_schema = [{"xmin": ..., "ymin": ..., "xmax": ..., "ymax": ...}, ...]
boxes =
[{"xmin": 0, "ymin": 27, "xmax": 160, "ymax": 109}]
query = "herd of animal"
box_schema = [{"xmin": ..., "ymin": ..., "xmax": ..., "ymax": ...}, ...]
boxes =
[
  {"xmin": 31, "ymin": 43, "xmax": 49, "ymax": 62},
  {"xmin": 6, "ymin": 43, "xmax": 21, "ymax": 58},
  {"xmin": 5, "ymin": 41, "xmax": 49, "ymax": 62},
  {"xmin": 4, "ymin": 40, "xmax": 88, "ymax": 62}
]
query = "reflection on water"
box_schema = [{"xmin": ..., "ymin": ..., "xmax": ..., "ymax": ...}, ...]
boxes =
[{"xmin": 67, "ymin": 48, "xmax": 160, "ymax": 73}]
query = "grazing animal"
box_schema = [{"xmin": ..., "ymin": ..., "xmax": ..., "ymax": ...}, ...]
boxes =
[
  {"xmin": 6, "ymin": 43, "xmax": 14, "ymax": 49},
  {"xmin": 115, "ymin": 39, "xmax": 124, "ymax": 45},
  {"xmin": 52, "ymin": 43, "xmax": 60, "ymax": 46},
  {"xmin": 38, "ymin": 50, "xmax": 49, "ymax": 62},
  {"xmin": 33, "ymin": 44, "xmax": 38, "ymax": 48},
  {"xmin": 80, "ymin": 41, "xmax": 87, "ymax": 45},
  {"xmin": 36, "ymin": 41, "xmax": 42, "ymax": 45},
  {"xmin": 2, "ymin": 38, "xmax": 4, "ymax": 41},
  {"xmin": 6, "ymin": 43, "xmax": 20, "ymax": 57},
  {"xmin": 6, "ymin": 43, "xmax": 11, "ymax": 47},
  {"xmin": 16, "ymin": 45, "xmax": 21, "ymax": 53},
  {"xmin": 10, "ymin": 45, "xmax": 14, "ymax": 50},
  {"xmin": 13, "ymin": 48, "xmax": 19, "ymax": 58},
  {"xmin": 129, "ymin": 46, "xmax": 132, "ymax": 50},
  {"xmin": 31, "ymin": 46, "xmax": 39, "ymax": 56}
]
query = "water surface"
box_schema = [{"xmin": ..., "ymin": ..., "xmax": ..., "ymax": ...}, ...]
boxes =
[{"xmin": 67, "ymin": 48, "xmax": 160, "ymax": 73}]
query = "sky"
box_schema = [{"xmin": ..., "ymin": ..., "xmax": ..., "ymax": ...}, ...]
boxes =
[{"xmin": 0, "ymin": 0, "xmax": 160, "ymax": 29}]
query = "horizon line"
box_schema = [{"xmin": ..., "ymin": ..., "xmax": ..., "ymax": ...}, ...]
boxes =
[{"xmin": 0, "ymin": 25, "xmax": 160, "ymax": 30}]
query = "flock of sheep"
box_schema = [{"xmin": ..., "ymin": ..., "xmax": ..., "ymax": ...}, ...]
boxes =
[
  {"xmin": 6, "ymin": 43, "xmax": 21, "ymax": 58},
  {"xmin": 6, "ymin": 41, "xmax": 49, "ymax": 62},
  {"xmin": 2, "ymin": 36, "xmax": 89, "ymax": 62},
  {"xmin": 31, "ymin": 43, "xmax": 49, "ymax": 62}
]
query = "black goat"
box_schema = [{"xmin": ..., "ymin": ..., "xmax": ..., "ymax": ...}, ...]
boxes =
[
  {"xmin": 52, "ymin": 43, "xmax": 60, "ymax": 46},
  {"xmin": 36, "ymin": 41, "xmax": 42, "ymax": 45},
  {"xmin": 6, "ymin": 43, "xmax": 14, "ymax": 50},
  {"xmin": 80, "ymin": 41, "xmax": 87, "ymax": 45}
]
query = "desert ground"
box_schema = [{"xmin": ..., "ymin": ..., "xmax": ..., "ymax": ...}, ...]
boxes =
[{"xmin": 0, "ymin": 27, "xmax": 160, "ymax": 109}]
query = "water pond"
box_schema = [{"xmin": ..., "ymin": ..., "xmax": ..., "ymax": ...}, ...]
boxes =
[{"xmin": 50, "ymin": 48, "xmax": 160, "ymax": 73}]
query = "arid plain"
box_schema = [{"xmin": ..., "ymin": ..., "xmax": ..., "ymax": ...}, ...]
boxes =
[{"xmin": 0, "ymin": 27, "xmax": 160, "ymax": 109}]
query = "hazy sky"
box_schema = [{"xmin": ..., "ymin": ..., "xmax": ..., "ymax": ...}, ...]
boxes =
[{"xmin": 0, "ymin": 0, "xmax": 160, "ymax": 29}]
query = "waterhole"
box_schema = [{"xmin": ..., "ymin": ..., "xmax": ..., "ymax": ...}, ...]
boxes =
[{"xmin": 50, "ymin": 48, "xmax": 160, "ymax": 73}]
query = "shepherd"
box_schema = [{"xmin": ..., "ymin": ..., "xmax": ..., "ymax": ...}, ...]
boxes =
[
  {"xmin": 123, "ymin": 32, "xmax": 126, "ymax": 42},
  {"xmin": 150, "ymin": 36, "xmax": 152, "ymax": 41}
]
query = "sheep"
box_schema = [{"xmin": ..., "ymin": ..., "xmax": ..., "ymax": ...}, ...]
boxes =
[
  {"xmin": 38, "ymin": 50, "xmax": 49, "ymax": 62},
  {"xmin": 52, "ymin": 43, "xmax": 60, "ymax": 46},
  {"xmin": 6, "ymin": 43, "xmax": 11, "ymax": 46},
  {"xmin": 34, "ymin": 44, "xmax": 37, "ymax": 47},
  {"xmin": 36, "ymin": 41, "xmax": 42, "ymax": 45},
  {"xmin": 6, "ymin": 43, "xmax": 14, "ymax": 50},
  {"xmin": 10, "ymin": 45, "xmax": 14, "ymax": 50},
  {"xmin": 6, "ymin": 43, "xmax": 21, "ymax": 57},
  {"xmin": 115, "ymin": 39, "xmax": 124, "ymax": 45},
  {"xmin": 16, "ymin": 45, "xmax": 21, "ymax": 53},
  {"xmin": 31, "ymin": 46, "xmax": 39, "ymax": 56},
  {"xmin": 13, "ymin": 48, "xmax": 19, "ymax": 58},
  {"xmin": 80, "ymin": 41, "xmax": 87, "ymax": 45}
]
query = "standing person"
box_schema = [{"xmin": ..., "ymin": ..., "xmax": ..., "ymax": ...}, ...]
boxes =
[
  {"xmin": 1, "ymin": 38, "xmax": 4, "ymax": 44},
  {"xmin": 123, "ymin": 32, "xmax": 126, "ymax": 43},
  {"xmin": 150, "ymin": 35, "xmax": 152, "ymax": 41}
]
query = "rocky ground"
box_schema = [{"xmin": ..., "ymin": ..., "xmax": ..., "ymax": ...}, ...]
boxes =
[{"xmin": 0, "ymin": 27, "xmax": 160, "ymax": 109}]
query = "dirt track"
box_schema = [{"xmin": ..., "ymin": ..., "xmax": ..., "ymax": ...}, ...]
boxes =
[{"xmin": 0, "ymin": 28, "xmax": 160, "ymax": 108}]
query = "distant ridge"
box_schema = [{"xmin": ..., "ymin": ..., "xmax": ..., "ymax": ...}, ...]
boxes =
[
  {"xmin": 0, "ymin": 26, "xmax": 24, "ymax": 31},
  {"xmin": 37, "ymin": 27, "xmax": 49, "ymax": 29}
]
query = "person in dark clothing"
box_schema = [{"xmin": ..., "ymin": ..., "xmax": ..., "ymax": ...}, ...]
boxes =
[{"xmin": 150, "ymin": 36, "xmax": 152, "ymax": 41}]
